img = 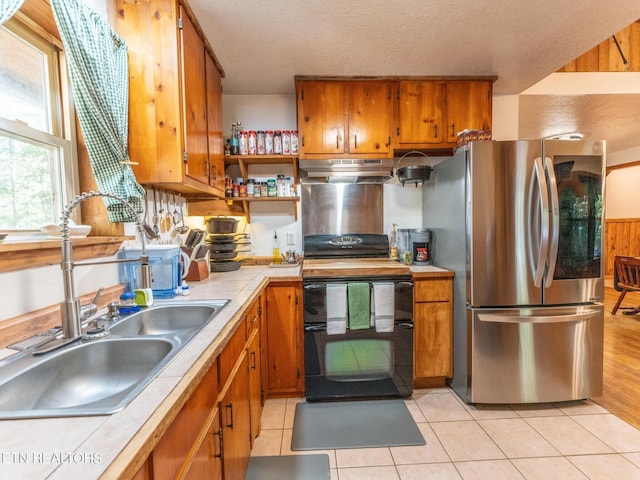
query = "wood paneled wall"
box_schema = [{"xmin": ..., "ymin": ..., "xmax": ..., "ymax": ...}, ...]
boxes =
[
  {"xmin": 558, "ymin": 20, "xmax": 640, "ymax": 72},
  {"xmin": 604, "ymin": 218, "xmax": 640, "ymax": 275}
]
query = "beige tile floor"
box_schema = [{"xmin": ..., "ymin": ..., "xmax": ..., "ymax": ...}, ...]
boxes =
[{"xmin": 251, "ymin": 388, "xmax": 640, "ymax": 479}]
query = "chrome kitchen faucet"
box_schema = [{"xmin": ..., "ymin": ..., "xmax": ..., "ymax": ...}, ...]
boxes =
[{"xmin": 36, "ymin": 191, "xmax": 152, "ymax": 354}]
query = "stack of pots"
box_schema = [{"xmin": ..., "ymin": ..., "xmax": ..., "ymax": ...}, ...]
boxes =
[{"xmin": 205, "ymin": 217, "xmax": 247, "ymax": 272}]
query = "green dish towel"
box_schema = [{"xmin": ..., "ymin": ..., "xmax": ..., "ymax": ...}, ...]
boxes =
[{"xmin": 348, "ymin": 282, "xmax": 370, "ymax": 330}]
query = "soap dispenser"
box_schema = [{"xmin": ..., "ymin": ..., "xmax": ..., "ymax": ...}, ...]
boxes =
[{"xmin": 389, "ymin": 223, "xmax": 399, "ymax": 260}]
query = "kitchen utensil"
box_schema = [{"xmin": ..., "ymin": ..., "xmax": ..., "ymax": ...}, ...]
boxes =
[
  {"xmin": 209, "ymin": 250, "xmax": 238, "ymax": 260},
  {"xmin": 281, "ymin": 249, "xmax": 298, "ymax": 264},
  {"xmin": 172, "ymin": 193, "xmax": 181, "ymax": 225},
  {"xmin": 206, "ymin": 242, "xmax": 239, "ymax": 253},
  {"xmin": 152, "ymin": 188, "xmax": 160, "ymax": 236},
  {"xmin": 395, "ymin": 151, "xmax": 433, "ymax": 187},
  {"xmin": 397, "ymin": 165, "xmax": 432, "ymax": 186},
  {"xmin": 205, "ymin": 216, "xmax": 239, "ymax": 234},
  {"xmin": 141, "ymin": 190, "xmax": 159, "ymax": 240},
  {"xmin": 210, "ymin": 260, "xmax": 243, "ymax": 272},
  {"xmin": 172, "ymin": 197, "xmax": 189, "ymax": 235}
]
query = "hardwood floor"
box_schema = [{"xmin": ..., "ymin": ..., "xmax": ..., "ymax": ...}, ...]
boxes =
[{"xmin": 592, "ymin": 286, "xmax": 640, "ymax": 429}]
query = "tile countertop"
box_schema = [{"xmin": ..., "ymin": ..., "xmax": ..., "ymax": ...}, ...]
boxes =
[
  {"xmin": 0, "ymin": 265, "xmax": 301, "ymax": 480},
  {"xmin": 0, "ymin": 262, "xmax": 452, "ymax": 479}
]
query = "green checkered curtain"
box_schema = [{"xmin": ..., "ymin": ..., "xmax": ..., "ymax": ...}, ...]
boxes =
[
  {"xmin": 0, "ymin": 0, "xmax": 24, "ymax": 24},
  {"xmin": 51, "ymin": 0, "xmax": 144, "ymax": 222}
]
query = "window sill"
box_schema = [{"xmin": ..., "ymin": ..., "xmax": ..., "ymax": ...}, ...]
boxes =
[{"xmin": 0, "ymin": 236, "xmax": 133, "ymax": 273}]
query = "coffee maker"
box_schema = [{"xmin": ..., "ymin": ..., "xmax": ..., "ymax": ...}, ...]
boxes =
[
  {"xmin": 410, "ymin": 228, "xmax": 431, "ymax": 265},
  {"xmin": 397, "ymin": 228, "xmax": 431, "ymax": 265}
]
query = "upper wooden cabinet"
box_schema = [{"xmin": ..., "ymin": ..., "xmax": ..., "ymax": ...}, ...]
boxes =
[
  {"xmin": 296, "ymin": 79, "xmax": 394, "ymax": 159},
  {"xmin": 397, "ymin": 79, "xmax": 493, "ymax": 148},
  {"xmin": 115, "ymin": 0, "xmax": 225, "ymax": 198}
]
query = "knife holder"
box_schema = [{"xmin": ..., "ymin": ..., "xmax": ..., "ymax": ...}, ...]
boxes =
[{"xmin": 186, "ymin": 258, "xmax": 210, "ymax": 281}]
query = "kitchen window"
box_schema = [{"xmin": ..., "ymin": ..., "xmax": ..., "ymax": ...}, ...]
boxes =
[{"xmin": 0, "ymin": 19, "xmax": 77, "ymax": 232}]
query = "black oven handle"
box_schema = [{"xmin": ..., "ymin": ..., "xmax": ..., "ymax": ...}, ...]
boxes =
[{"xmin": 305, "ymin": 324, "xmax": 327, "ymax": 332}]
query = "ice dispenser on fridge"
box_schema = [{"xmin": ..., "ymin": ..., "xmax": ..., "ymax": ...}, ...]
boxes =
[{"xmin": 120, "ymin": 245, "xmax": 188, "ymax": 298}]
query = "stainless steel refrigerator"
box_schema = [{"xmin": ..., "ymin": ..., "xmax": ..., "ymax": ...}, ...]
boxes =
[{"xmin": 423, "ymin": 140, "xmax": 605, "ymax": 404}]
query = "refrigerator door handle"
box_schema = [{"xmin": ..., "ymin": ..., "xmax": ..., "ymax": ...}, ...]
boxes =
[
  {"xmin": 543, "ymin": 156, "xmax": 560, "ymax": 287},
  {"xmin": 532, "ymin": 157, "xmax": 550, "ymax": 288},
  {"xmin": 478, "ymin": 310, "xmax": 600, "ymax": 324}
]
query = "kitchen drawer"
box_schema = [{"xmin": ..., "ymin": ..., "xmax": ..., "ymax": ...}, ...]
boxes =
[
  {"xmin": 218, "ymin": 317, "xmax": 247, "ymax": 387},
  {"xmin": 414, "ymin": 278, "xmax": 452, "ymax": 302}
]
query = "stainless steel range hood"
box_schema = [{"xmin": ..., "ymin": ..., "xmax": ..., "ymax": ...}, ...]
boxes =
[{"xmin": 299, "ymin": 158, "xmax": 393, "ymax": 183}]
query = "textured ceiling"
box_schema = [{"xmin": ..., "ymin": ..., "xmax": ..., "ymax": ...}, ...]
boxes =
[
  {"xmin": 188, "ymin": 0, "xmax": 640, "ymax": 155},
  {"xmin": 519, "ymin": 94, "xmax": 640, "ymax": 154},
  {"xmin": 190, "ymin": 0, "xmax": 640, "ymax": 95}
]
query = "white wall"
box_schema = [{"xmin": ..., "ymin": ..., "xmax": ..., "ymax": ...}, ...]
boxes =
[{"xmin": 606, "ymin": 166, "xmax": 640, "ymax": 219}]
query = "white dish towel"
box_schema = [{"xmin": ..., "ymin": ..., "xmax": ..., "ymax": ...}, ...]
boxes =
[
  {"xmin": 373, "ymin": 282, "xmax": 395, "ymax": 332},
  {"xmin": 326, "ymin": 283, "xmax": 348, "ymax": 335}
]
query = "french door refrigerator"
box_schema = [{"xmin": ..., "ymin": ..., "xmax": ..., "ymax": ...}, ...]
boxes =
[{"xmin": 423, "ymin": 140, "xmax": 605, "ymax": 404}]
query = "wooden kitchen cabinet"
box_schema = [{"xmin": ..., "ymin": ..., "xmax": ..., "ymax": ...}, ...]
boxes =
[
  {"xmin": 205, "ymin": 51, "xmax": 226, "ymax": 196},
  {"xmin": 396, "ymin": 79, "xmax": 493, "ymax": 148},
  {"xmin": 152, "ymin": 359, "xmax": 219, "ymax": 480},
  {"xmin": 246, "ymin": 295, "xmax": 264, "ymax": 446},
  {"xmin": 182, "ymin": 408, "xmax": 222, "ymax": 480},
  {"xmin": 296, "ymin": 79, "xmax": 394, "ymax": 159},
  {"xmin": 265, "ymin": 281, "xmax": 304, "ymax": 396},
  {"xmin": 444, "ymin": 81, "xmax": 493, "ymax": 142},
  {"xmin": 219, "ymin": 349, "xmax": 251, "ymax": 480},
  {"xmin": 115, "ymin": 0, "xmax": 225, "ymax": 197},
  {"xmin": 413, "ymin": 277, "xmax": 453, "ymax": 386}
]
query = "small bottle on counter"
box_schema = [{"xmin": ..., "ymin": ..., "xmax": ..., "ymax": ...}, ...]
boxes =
[{"xmin": 272, "ymin": 231, "xmax": 281, "ymax": 264}]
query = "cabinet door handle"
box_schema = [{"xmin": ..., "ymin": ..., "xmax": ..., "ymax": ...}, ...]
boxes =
[
  {"xmin": 354, "ymin": 134, "xmax": 358, "ymax": 150},
  {"xmin": 214, "ymin": 428, "xmax": 223, "ymax": 459},
  {"xmin": 251, "ymin": 350, "xmax": 257, "ymax": 370},
  {"xmin": 226, "ymin": 402, "xmax": 234, "ymax": 429},
  {"xmin": 336, "ymin": 133, "xmax": 340, "ymax": 149},
  {"xmin": 451, "ymin": 123, "xmax": 455, "ymax": 137},
  {"xmin": 434, "ymin": 124, "xmax": 438, "ymax": 139}
]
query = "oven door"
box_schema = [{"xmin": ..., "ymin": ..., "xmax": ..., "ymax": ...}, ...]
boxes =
[{"xmin": 303, "ymin": 278, "xmax": 413, "ymax": 401}]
